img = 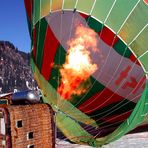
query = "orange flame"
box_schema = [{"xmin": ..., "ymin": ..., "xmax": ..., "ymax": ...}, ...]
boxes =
[{"xmin": 58, "ymin": 24, "xmax": 98, "ymax": 100}]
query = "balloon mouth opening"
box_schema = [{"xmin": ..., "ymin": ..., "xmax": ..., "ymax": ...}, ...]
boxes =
[{"xmin": 44, "ymin": 10, "xmax": 146, "ymax": 103}]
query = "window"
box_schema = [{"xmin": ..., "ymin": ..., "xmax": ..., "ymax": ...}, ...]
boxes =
[
  {"xmin": 2, "ymin": 140, "xmax": 6, "ymax": 146},
  {"xmin": 16, "ymin": 120, "xmax": 22, "ymax": 128},
  {"xmin": 0, "ymin": 117, "xmax": 5, "ymax": 135},
  {"xmin": 27, "ymin": 144, "xmax": 34, "ymax": 148},
  {"xmin": 27, "ymin": 132, "xmax": 34, "ymax": 140}
]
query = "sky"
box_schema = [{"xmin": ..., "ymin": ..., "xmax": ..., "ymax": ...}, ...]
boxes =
[{"xmin": 0, "ymin": 1, "xmax": 30, "ymax": 53}]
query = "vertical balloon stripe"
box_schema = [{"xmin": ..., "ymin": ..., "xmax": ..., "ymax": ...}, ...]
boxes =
[
  {"xmin": 24, "ymin": 0, "xmax": 33, "ymax": 21},
  {"xmin": 113, "ymin": 37, "xmax": 141, "ymax": 66},
  {"xmin": 48, "ymin": 45, "xmax": 66, "ymax": 89},
  {"xmin": 24, "ymin": 0, "xmax": 33, "ymax": 36},
  {"xmin": 26, "ymin": 15, "xmax": 32, "ymax": 39},
  {"xmin": 41, "ymin": 26, "xmax": 59, "ymax": 81},
  {"xmin": 99, "ymin": 26, "xmax": 119, "ymax": 47},
  {"xmin": 33, "ymin": 0, "xmax": 41, "ymax": 25},
  {"xmin": 129, "ymin": 54, "xmax": 141, "ymax": 66},
  {"xmin": 79, "ymin": 12, "xmax": 89, "ymax": 19},
  {"xmin": 86, "ymin": 17, "xmax": 103, "ymax": 33},
  {"xmin": 78, "ymin": 12, "xmax": 103, "ymax": 33},
  {"xmin": 35, "ymin": 22, "xmax": 40, "ymax": 63},
  {"xmin": 36, "ymin": 18, "xmax": 48, "ymax": 70},
  {"xmin": 113, "ymin": 39, "xmax": 132, "ymax": 58},
  {"xmin": 32, "ymin": 27, "xmax": 37, "ymax": 60}
]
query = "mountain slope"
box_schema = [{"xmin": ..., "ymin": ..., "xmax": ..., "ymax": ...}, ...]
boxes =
[{"xmin": 0, "ymin": 41, "xmax": 37, "ymax": 93}]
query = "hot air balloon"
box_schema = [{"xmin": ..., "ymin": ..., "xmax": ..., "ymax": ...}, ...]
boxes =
[{"xmin": 24, "ymin": 0, "xmax": 148, "ymax": 147}]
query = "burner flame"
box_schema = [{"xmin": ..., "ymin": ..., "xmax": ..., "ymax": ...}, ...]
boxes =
[{"xmin": 58, "ymin": 24, "xmax": 99, "ymax": 100}]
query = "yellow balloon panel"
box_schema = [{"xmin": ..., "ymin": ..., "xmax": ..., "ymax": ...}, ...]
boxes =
[
  {"xmin": 105, "ymin": 0, "xmax": 139, "ymax": 33},
  {"xmin": 118, "ymin": 1, "xmax": 148, "ymax": 45},
  {"xmin": 91, "ymin": 0, "xmax": 115, "ymax": 23},
  {"xmin": 76, "ymin": 0, "xmax": 95, "ymax": 14},
  {"xmin": 130, "ymin": 26, "xmax": 148, "ymax": 57},
  {"xmin": 51, "ymin": 0, "xmax": 63, "ymax": 11},
  {"xmin": 41, "ymin": 0, "xmax": 51, "ymax": 17},
  {"xmin": 63, "ymin": 0, "xmax": 76, "ymax": 10}
]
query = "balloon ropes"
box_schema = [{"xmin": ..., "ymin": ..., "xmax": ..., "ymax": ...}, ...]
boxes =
[{"xmin": 24, "ymin": 0, "xmax": 148, "ymax": 147}]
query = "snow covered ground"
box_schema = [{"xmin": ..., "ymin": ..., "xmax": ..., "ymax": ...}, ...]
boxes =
[{"xmin": 56, "ymin": 132, "xmax": 148, "ymax": 148}]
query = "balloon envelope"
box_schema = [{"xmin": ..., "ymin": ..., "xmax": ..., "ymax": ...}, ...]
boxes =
[{"xmin": 25, "ymin": 0, "xmax": 148, "ymax": 146}]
